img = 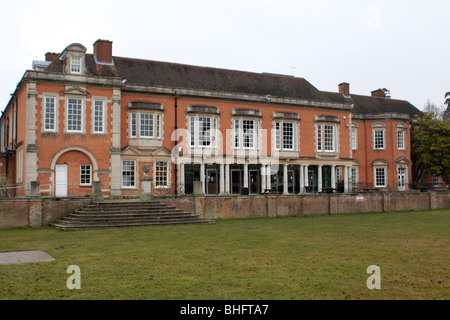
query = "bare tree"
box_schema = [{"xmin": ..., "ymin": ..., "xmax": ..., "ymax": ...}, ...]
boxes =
[
  {"xmin": 444, "ymin": 92, "xmax": 450, "ymax": 123},
  {"xmin": 423, "ymin": 100, "xmax": 445, "ymax": 120}
]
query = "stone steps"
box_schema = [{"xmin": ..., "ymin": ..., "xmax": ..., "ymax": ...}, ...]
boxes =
[{"xmin": 50, "ymin": 200, "xmax": 213, "ymax": 230}]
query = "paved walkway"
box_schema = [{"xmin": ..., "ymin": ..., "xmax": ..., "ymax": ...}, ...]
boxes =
[{"xmin": 0, "ymin": 250, "xmax": 55, "ymax": 265}]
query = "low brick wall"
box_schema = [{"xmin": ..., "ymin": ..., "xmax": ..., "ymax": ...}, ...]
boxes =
[
  {"xmin": 0, "ymin": 197, "xmax": 91, "ymax": 229},
  {"xmin": 183, "ymin": 191, "xmax": 450, "ymax": 219},
  {"xmin": 0, "ymin": 192, "xmax": 449, "ymax": 229}
]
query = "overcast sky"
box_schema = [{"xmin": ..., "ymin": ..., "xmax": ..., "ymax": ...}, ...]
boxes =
[{"xmin": 1, "ymin": 0, "xmax": 449, "ymax": 111}]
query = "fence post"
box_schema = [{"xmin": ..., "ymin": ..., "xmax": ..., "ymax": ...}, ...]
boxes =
[
  {"xmin": 91, "ymin": 181, "xmax": 104, "ymax": 202},
  {"xmin": 29, "ymin": 181, "xmax": 43, "ymax": 227}
]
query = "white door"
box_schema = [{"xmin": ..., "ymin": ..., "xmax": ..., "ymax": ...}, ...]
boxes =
[
  {"xmin": 55, "ymin": 164, "xmax": 68, "ymax": 197},
  {"xmin": 398, "ymin": 168, "xmax": 406, "ymax": 191}
]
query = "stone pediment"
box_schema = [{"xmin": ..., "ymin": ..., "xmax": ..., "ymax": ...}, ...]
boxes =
[
  {"xmin": 396, "ymin": 157, "xmax": 410, "ymax": 165},
  {"xmin": 62, "ymin": 87, "xmax": 89, "ymax": 96},
  {"xmin": 152, "ymin": 147, "xmax": 172, "ymax": 157},
  {"xmin": 121, "ymin": 146, "xmax": 141, "ymax": 155}
]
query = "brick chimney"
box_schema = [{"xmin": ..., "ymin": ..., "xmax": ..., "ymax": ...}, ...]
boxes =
[
  {"xmin": 338, "ymin": 82, "xmax": 350, "ymax": 97},
  {"xmin": 45, "ymin": 52, "xmax": 59, "ymax": 62},
  {"xmin": 371, "ymin": 89, "xmax": 385, "ymax": 98},
  {"xmin": 93, "ymin": 39, "xmax": 113, "ymax": 64}
]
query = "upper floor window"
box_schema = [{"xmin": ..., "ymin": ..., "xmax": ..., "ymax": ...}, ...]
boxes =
[
  {"xmin": 129, "ymin": 111, "xmax": 162, "ymax": 139},
  {"xmin": 70, "ymin": 56, "xmax": 82, "ymax": 74},
  {"xmin": 44, "ymin": 96, "xmax": 56, "ymax": 131},
  {"xmin": 274, "ymin": 121, "xmax": 295, "ymax": 151},
  {"xmin": 351, "ymin": 127, "xmax": 357, "ymax": 150},
  {"xmin": 67, "ymin": 98, "xmax": 83, "ymax": 132},
  {"xmin": 189, "ymin": 115, "xmax": 218, "ymax": 148},
  {"xmin": 317, "ymin": 124, "xmax": 336, "ymax": 152},
  {"xmin": 234, "ymin": 118, "xmax": 258, "ymax": 149},
  {"xmin": 93, "ymin": 100, "xmax": 105, "ymax": 134},
  {"xmin": 397, "ymin": 123, "xmax": 407, "ymax": 150},
  {"xmin": 372, "ymin": 122, "xmax": 386, "ymax": 150}
]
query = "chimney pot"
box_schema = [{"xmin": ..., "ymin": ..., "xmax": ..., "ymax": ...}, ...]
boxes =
[
  {"xmin": 339, "ymin": 82, "xmax": 350, "ymax": 97},
  {"xmin": 93, "ymin": 39, "xmax": 113, "ymax": 64}
]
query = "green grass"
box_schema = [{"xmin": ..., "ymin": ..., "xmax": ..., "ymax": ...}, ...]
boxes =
[{"xmin": 0, "ymin": 209, "xmax": 449, "ymax": 300}]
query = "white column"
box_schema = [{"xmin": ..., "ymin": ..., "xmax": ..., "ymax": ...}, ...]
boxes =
[
  {"xmin": 304, "ymin": 165, "xmax": 309, "ymax": 192},
  {"xmin": 318, "ymin": 165, "xmax": 323, "ymax": 193},
  {"xmin": 180, "ymin": 163, "xmax": 185, "ymax": 195},
  {"xmin": 219, "ymin": 163, "xmax": 225, "ymax": 194},
  {"xmin": 331, "ymin": 165, "xmax": 336, "ymax": 191},
  {"xmin": 261, "ymin": 164, "xmax": 266, "ymax": 193},
  {"xmin": 200, "ymin": 163, "xmax": 205, "ymax": 194},
  {"xmin": 344, "ymin": 165, "xmax": 349, "ymax": 193},
  {"xmin": 283, "ymin": 163, "xmax": 288, "ymax": 195},
  {"xmin": 299, "ymin": 164, "xmax": 305, "ymax": 194},
  {"xmin": 266, "ymin": 164, "xmax": 271, "ymax": 190},
  {"xmin": 243, "ymin": 162, "xmax": 249, "ymax": 188},
  {"xmin": 225, "ymin": 164, "xmax": 230, "ymax": 194}
]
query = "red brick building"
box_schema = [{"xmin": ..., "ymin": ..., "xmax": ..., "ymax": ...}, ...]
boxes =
[{"xmin": 0, "ymin": 40, "xmax": 421, "ymax": 197}]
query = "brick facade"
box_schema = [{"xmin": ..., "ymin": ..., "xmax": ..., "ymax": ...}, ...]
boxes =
[{"xmin": 0, "ymin": 40, "xmax": 422, "ymax": 197}]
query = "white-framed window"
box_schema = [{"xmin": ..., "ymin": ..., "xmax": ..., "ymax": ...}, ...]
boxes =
[
  {"xmin": 156, "ymin": 114, "xmax": 161, "ymax": 139},
  {"xmin": 316, "ymin": 124, "xmax": 336, "ymax": 152},
  {"xmin": 234, "ymin": 119, "xmax": 240, "ymax": 148},
  {"xmin": 242, "ymin": 119, "xmax": 256, "ymax": 149},
  {"xmin": 351, "ymin": 128, "xmax": 357, "ymax": 150},
  {"xmin": 80, "ymin": 164, "xmax": 92, "ymax": 186},
  {"xmin": 122, "ymin": 160, "xmax": 136, "ymax": 188},
  {"xmin": 67, "ymin": 98, "xmax": 83, "ymax": 132},
  {"xmin": 397, "ymin": 129, "xmax": 405, "ymax": 150},
  {"xmin": 140, "ymin": 113, "xmax": 154, "ymax": 138},
  {"xmin": 16, "ymin": 147, "xmax": 23, "ymax": 183},
  {"xmin": 351, "ymin": 167, "xmax": 358, "ymax": 183},
  {"xmin": 432, "ymin": 175, "xmax": 441, "ymax": 187},
  {"xmin": 44, "ymin": 96, "xmax": 56, "ymax": 131},
  {"xmin": 130, "ymin": 113, "xmax": 137, "ymax": 138},
  {"xmin": 70, "ymin": 56, "xmax": 82, "ymax": 74},
  {"xmin": 336, "ymin": 167, "xmax": 341, "ymax": 182},
  {"xmin": 93, "ymin": 100, "xmax": 104, "ymax": 134},
  {"xmin": 274, "ymin": 121, "xmax": 295, "ymax": 151},
  {"xmin": 374, "ymin": 130, "xmax": 385, "ymax": 150},
  {"xmin": 129, "ymin": 112, "xmax": 162, "ymax": 139},
  {"xmin": 155, "ymin": 160, "xmax": 169, "ymax": 188},
  {"xmin": 198, "ymin": 116, "xmax": 212, "ymax": 147},
  {"xmin": 189, "ymin": 115, "xmax": 218, "ymax": 148},
  {"xmin": 375, "ymin": 167, "xmax": 386, "ymax": 187}
]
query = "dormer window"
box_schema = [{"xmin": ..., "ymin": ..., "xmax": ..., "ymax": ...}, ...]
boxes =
[{"xmin": 70, "ymin": 56, "xmax": 82, "ymax": 74}]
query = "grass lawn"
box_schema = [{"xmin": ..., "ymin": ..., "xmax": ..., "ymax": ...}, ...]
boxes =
[{"xmin": 0, "ymin": 209, "xmax": 449, "ymax": 300}]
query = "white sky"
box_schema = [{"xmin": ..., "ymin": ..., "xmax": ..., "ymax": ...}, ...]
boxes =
[{"xmin": 1, "ymin": 0, "xmax": 449, "ymax": 111}]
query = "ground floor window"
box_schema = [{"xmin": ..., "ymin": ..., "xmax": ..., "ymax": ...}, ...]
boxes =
[
  {"xmin": 155, "ymin": 160, "xmax": 169, "ymax": 188},
  {"xmin": 375, "ymin": 167, "xmax": 386, "ymax": 187},
  {"xmin": 122, "ymin": 160, "xmax": 136, "ymax": 188},
  {"xmin": 80, "ymin": 164, "xmax": 92, "ymax": 186}
]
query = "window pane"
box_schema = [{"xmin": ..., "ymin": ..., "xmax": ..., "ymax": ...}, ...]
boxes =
[
  {"xmin": 155, "ymin": 160, "xmax": 169, "ymax": 187},
  {"xmin": 122, "ymin": 160, "xmax": 135, "ymax": 187},
  {"xmin": 234, "ymin": 119, "xmax": 240, "ymax": 148},
  {"xmin": 283, "ymin": 122, "xmax": 293, "ymax": 150},
  {"xmin": 351, "ymin": 129, "xmax": 357, "ymax": 150},
  {"xmin": 45, "ymin": 97, "xmax": 55, "ymax": 130},
  {"xmin": 375, "ymin": 168, "xmax": 385, "ymax": 187},
  {"xmin": 317, "ymin": 125, "xmax": 322, "ymax": 151},
  {"xmin": 374, "ymin": 130, "xmax": 384, "ymax": 149},
  {"xmin": 71, "ymin": 56, "xmax": 81, "ymax": 73},
  {"xmin": 67, "ymin": 98, "xmax": 82, "ymax": 132},
  {"xmin": 243, "ymin": 119, "xmax": 254, "ymax": 148},
  {"xmin": 190, "ymin": 117, "xmax": 195, "ymax": 146},
  {"xmin": 94, "ymin": 100, "xmax": 104, "ymax": 133},
  {"xmin": 397, "ymin": 130, "xmax": 405, "ymax": 149},
  {"xmin": 275, "ymin": 122, "xmax": 281, "ymax": 150},
  {"xmin": 140, "ymin": 113, "xmax": 154, "ymax": 137},
  {"xmin": 80, "ymin": 165, "xmax": 91, "ymax": 185},
  {"xmin": 324, "ymin": 125, "xmax": 334, "ymax": 151},
  {"xmin": 198, "ymin": 116, "xmax": 211, "ymax": 146},
  {"xmin": 130, "ymin": 113, "xmax": 137, "ymax": 137}
]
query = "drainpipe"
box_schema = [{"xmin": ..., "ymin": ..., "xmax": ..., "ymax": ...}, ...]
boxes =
[{"xmin": 174, "ymin": 91, "xmax": 178, "ymax": 196}]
